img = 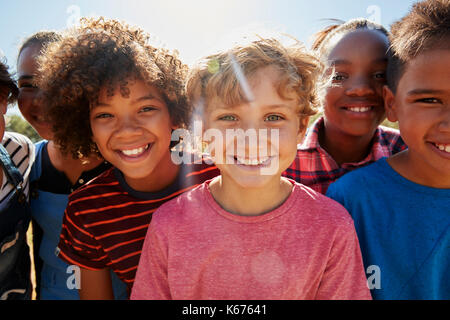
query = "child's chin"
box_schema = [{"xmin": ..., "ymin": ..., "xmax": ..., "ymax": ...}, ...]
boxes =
[{"xmin": 229, "ymin": 175, "xmax": 277, "ymax": 190}]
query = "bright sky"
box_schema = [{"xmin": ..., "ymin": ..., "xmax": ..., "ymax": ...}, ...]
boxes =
[{"xmin": 1, "ymin": 0, "xmax": 417, "ymax": 115}]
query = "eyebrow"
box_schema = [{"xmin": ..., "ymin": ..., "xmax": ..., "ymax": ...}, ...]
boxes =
[
  {"xmin": 330, "ymin": 57, "xmax": 387, "ymax": 66},
  {"xmin": 407, "ymin": 89, "xmax": 446, "ymax": 96},
  {"xmin": 213, "ymin": 103, "xmax": 293, "ymax": 112},
  {"xmin": 18, "ymin": 75, "xmax": 34, "ymax": 81}
]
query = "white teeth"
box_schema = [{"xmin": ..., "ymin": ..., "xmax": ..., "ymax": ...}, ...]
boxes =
[
  {"xmin": 348, "ymin": 106, "xmax": 371, "ymax": 113},
  {"xmin": 236, "ymin": 157, "xmax": 270, "ymax": 166},
  {"xmin": 121, "ymin": 144, "xmax": 149, "ymax": 156},
  {"xmin": 435, "ymin": 143, "xmax": 450, "ymax": 153}
]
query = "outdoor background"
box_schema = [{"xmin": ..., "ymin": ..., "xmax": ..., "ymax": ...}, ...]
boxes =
[{"xmin": 1, "ymin": 0, "xmax": 418, "ymax": 140}]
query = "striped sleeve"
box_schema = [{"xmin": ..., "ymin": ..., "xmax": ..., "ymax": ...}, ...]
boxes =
[
  {"xmin": 57, "ymin": 200, "xmax": 110, "ymax": 270},
  {"xmin": 0, "ymin": 132, "xmax": 35, "ymax": 204}
]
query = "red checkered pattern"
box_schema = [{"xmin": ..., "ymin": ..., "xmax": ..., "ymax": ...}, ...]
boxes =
[{"xmin": 283, "ymin": 117, "xmax": 407, "ymax": 194}]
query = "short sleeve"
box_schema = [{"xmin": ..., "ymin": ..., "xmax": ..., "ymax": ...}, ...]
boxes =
[
  {"xmin": 0, "ymin": 132, "xmax": 35, "ymax": 201},
  {"xmin": 57, "ymin": 201, "xmax": 110, "ymax": 270},
  {"xmin": 316, "ymin": 219, "xmax": 372, "ymax": 300},
  {"xmin": 131, "ymin": 208, "xmax": 171, "ymax": 300}
]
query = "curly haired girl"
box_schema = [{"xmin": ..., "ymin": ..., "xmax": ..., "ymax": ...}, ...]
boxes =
[{"xmin": 36, "ymin": 17, "xmax": 218, "ymax": 299}]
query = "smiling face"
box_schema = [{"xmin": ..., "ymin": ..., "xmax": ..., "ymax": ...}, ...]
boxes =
[
  {"xmin": 322, "ymin": 29, "xmax": 389, "ymax": 139},
  {"xmin": 17, "ymin": 44, "xmax": 53, "ymax": 140},
  {"xmin": 203, "ymin": 66, "xmax": 308, "ymax": 190},
  {"xmin": 384, "ymin": 49, "xmax": 450, "ymax": 187},
  {"xmin": 90, "ymin": 79, "xmax": 178, "ymax": 191}
]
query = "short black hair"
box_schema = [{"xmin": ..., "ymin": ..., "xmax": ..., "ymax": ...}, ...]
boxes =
[{"xmin": 387, "ymin": 0, "xmax": 450, "ymax": 92}]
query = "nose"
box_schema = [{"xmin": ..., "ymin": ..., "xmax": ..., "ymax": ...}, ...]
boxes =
[
  {"xmin": 114, "ymin": 115, "xmax": 143, "ymax": 138},
  {"xmin": 345, "ymin": 75, "xmax": 375, "ymax": 97},
  {"xmin": 229, "ymin": 118, "xmax": 274, "ymax": 159},
  {"xmin": 438, "ymin": 107, "xmax": 450, "ymax": 132}
]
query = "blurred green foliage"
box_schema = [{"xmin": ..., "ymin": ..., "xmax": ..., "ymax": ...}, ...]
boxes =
[{"xmin": 5, "ymin": 114, "xmax": 42, "ymax": 143}]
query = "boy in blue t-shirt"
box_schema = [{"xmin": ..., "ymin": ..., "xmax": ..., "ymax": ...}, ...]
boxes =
[{"xmin": 326, "ymin": 0, "xmax": 450, "ymax": 300}]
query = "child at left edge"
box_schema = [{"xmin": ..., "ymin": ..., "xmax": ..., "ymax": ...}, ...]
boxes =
[
  {"xmin": 131, "ymin": 36, "xmax": 371, "ymax": 300},
  {"xmin": 35, "ymin": 18, "xmax": 219, "ymax": 299},
  {"xmin": 0, "ymin": 58, "xmax": 35, "ymax": 300}
]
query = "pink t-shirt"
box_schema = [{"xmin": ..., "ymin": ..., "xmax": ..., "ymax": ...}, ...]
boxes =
[{"xmin": 131, "ymin": 179, "xmax": 371, "ymax": 300}]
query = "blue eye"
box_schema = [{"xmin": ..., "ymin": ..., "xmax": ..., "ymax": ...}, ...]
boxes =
[
  {"xmin": 265, "ymin": 114, "xmax": 283, "ymax": 121},
  {"xmin": 219, "ymin": 115, "xmax": 237, "ymax": 121}
]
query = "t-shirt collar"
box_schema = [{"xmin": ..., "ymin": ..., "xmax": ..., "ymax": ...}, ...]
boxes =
[{"xmin": 299, "ymin": 116, "xmax": 385, "ymax": 165}]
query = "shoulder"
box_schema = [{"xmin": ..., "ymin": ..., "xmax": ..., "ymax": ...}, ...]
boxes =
[
  {"xmin": 67, "ymin": 167, "xmax": 118, "ymax": 203},
  {"xmin": 290, "ymin": 181, "xmax": 354, "ymax": 229},
  {"xmin": 2, "ymin": 132, "xmax": 35, "ymax": 155},
  {"xmin": 151, "ymin": 181, "xmax": 209, "ymax": 227},
  {"xmin": 330, "ymin": 158, "xmax": 387, "ymax": 190},
  {"xmin": 1, "ymin": 132, "xmax": 35, "ymax": 175},
  {"xmin": 326, "ymin": 158, "xmax": 391, "ymax": 208}
]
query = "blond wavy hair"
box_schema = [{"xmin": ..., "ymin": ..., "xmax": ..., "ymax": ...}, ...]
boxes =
[{"xmin": 186, "ymin": 35, "xmax": 325, "ymax": 123}]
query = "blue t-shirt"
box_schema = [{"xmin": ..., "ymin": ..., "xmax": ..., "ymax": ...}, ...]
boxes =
[
  {"xmin": 326, "ymin": 157, "xmax": 450, "ymax": 300},
  {"xmin": 30, "ymin": 140, "xmax": 127, "ymax": 300}
]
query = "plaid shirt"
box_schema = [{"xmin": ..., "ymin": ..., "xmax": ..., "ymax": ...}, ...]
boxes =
[{"xmin": 282, "ymin": 117, "xmax": 407, "ymax": 194}]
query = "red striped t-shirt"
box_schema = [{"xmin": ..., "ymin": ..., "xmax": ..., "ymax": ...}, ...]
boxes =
[{"xmin": 57, "ymin": 162, "xmax": 219, "ymax": 294}]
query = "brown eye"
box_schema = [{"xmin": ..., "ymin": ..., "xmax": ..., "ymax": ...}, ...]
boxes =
[{"xmin": 374, "ymin": 72, "xmax": 386, "ymax": 79}]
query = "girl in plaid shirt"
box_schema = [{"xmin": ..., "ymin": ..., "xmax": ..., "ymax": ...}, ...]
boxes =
[{"xmin": 283, "ymin": 19, "xmax": 407, "ymax": 194}]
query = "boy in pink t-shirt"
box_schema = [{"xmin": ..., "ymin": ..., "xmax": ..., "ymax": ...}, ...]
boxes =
[{"xmin": 131, "ymin": 36, "xmax": 371, "ymax": 300}]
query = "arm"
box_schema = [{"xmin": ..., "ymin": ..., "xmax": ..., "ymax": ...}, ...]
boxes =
[
  {"xmin": 316, "ymin": 219, "xmax": 371, "ymax": 300},
  {"xmin": 79, "ymin": 268, "xmax": 114, "ymax": 300},
  {"xmin": 131, "ymin": 213, "xmax": 171, "ymax": 300},
  {"xmin": 57, "ymin": 203, "xmax": 114, "ymax": 299}
]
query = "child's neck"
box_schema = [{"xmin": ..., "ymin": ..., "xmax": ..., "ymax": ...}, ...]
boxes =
[
  {"xmin": 47, "ymin": 141, "xmax": 105, "ymax": 185},
  {"xmin": 388, "ymin": 150, "xmax": 450, "ymax": 189},
  {"xmin": 319, "ymin": 125, "xmax": 375, "ymax": 165},
  {"xmin": 123, "ymin": 151, "xmax": 180, "ymax": 193},
  {"xmin": 208, "ymin": 176, "xmax": 293, "ymax": 216}
]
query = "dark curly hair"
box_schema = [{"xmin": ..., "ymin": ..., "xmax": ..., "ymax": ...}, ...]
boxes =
[
  {"xmin": 36, "ymin": 17, "xmax": 189, "ymax": 159},
  {"xmin": 0, "ymin": 58, "xmax": 18, "ymax": 105}
]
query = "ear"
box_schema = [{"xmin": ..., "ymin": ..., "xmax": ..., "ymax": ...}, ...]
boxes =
[
  {"xmin": 383, "ymin": 85, "xmax": 398, "ymax": 122},
  {"xmin": 297, "ymin": 116, "xmax": 310, "ymax": 145}
]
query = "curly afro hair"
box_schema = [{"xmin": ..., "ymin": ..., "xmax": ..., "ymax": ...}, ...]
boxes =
[{"xmin": 37, "ymin": 17, "xmax": 189, "ymax": 159}]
